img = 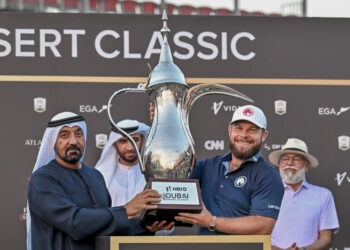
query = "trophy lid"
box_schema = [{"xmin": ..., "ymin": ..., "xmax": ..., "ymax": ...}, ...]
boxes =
[{"xmin": 148, "ymin": 11, "xmax": 187, "ymax": 88}]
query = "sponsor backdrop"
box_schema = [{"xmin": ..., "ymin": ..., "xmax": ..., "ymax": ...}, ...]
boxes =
[{"xmin": 0, "ymin": 13, "xmax": 349, "ymax": 250}]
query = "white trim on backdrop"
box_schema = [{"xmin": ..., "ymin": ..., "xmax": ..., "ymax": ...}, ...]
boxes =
[{"xmin": 1, "ymin": 75, "xmax": 350, "ymax": 85}]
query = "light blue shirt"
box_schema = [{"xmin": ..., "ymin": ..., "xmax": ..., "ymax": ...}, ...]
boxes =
[{"xmin": 271, "ymin": 179, "xmax": 339, "ymax": 248}]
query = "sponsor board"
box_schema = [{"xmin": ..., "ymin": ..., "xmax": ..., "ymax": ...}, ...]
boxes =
[
  {"xmin": 204, "ymin": 140, "xmax": 224, "ymax": 150},
  {"xmin": 263, "ymin": 143, "xmax": 284, "ymax": 151},
  {"xmin": 334, "ymin": 172, "xmax": 350, "ymax": 186},
  {"xmin": 95, "ymin": 134, "xmax": 108, "ymax": 149},
  {"xmin": 25, "ymin": 139, "xmax": 41, "ymax": 147},
  {"xmin": 211, "ymin": 101, "xmax": 239, "ymax": 115},
  {"xmin": 274, "ymin": 100, "xmax": 287, "ymax": 115},
  {"xmin": 79, "ymin": 104, "xmax": 109, "ymax": 113},
  {"xmin": 338, "ymin": 136, "xmax": 350, "ymax": 151},
  {"xmin": 33, "ymin": 97, "xmax": 46, "ymax": 113},
  {"xmin": 319, "ymin": 106, "xmax": 350, "ymax": 116}
]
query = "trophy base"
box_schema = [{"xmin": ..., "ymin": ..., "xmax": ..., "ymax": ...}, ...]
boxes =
[
  {"xmin": 139, "ymin": 206, "xmax": 201, "ymax": 227},
  {"xmin": 139, "ymin": 178, "xmax": 202, "ymax": 227}
]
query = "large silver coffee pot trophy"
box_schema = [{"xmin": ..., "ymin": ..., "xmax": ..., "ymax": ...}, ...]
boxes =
[{"xmin": 108, "ymin": 11, "xmax": 253, "ymax": 226}]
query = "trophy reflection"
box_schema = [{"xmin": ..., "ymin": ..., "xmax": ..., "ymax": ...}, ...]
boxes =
[{"xmin": 107, "ymin": 11, "xmax": 253, "ymax": 226}]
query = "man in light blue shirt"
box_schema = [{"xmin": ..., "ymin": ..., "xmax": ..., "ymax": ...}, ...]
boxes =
[{"xmin": 269, "ymin": 138, "xmax": 339, "ymax": 250}]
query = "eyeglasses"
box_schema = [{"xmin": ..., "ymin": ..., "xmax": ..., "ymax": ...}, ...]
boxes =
[{"xmin": 279, "ymin": 155, "xmax": 305, "ymax": 163}]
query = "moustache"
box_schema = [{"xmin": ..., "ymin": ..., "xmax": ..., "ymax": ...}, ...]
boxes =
[
  {"xmin": 126, "ymin": 149, "xmax": 136, "ymax": 153},
  {"xmin": 235, "ymin": 137, "xmax": 253, "ymax": 143},
  {"xmin": 283, "ymin": 166, "xmax": 298, "ymax": 170},
  {"xmin": 65, "ymin": 145, "xmax": 81, "ymax": 154}
]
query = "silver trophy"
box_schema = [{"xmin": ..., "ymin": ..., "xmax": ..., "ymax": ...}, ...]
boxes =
[{"xmin": 108, "ymin": 11, "xmax": 253, "ymax": 226}]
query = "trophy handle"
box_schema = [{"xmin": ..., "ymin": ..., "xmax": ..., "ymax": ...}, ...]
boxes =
[
  {"xmin": 182, "ymin": 83, "xmax": 254, "ymax": 143},
  {"xmin": 184, "ymin": 83, "xmax": 253, "ymax": 110},
  {"xmin": 107, "ymin": 84, "xmax": 147, "ymax": 173},
  {"xmin": 183, "ymin": 83, "xmax": 254, "ymax": 117}
]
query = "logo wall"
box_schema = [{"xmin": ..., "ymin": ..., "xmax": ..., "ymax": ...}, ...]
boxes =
[
  {"xmin": 263, "ymin": 143, "xmax": 284, "ymax": 151},
  {"xmin": 274, "ymin": 100, "xmax": 286, "ymax": 115},
  {"xmin": 80, "ymin": 104, "xmax": 109, "ymax": 113},
  {"xmin": 335, "ymin": 172, "xmax": 350, "ymax": 186},
  {"xmin": 211, "ymin": 101, "xmax": 239, "ymax": 115},
  {"xmin": 34, "ymin": 97, "xmax": 46, "ymax": 113},
  {"xmin": 25, "ymin": 139, "xmax": 41, "ymax": 146},
  {"xmin": 204, "ymin": 140, "xmax": 224, "ymax": 150},
  {"xmin": 96, "ymin": 134, "xmax": 108, "ymax": 149},
  {"xmin": 319, "ymin": 106, "xmax": 350, "ymax": 116},
  {"xmin": 338, "ymin": 135, "xmax": 349, "ymax": 151}
]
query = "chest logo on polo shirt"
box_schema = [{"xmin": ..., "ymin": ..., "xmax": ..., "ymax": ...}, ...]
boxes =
[{"xmin": 234, "ymin": 176, "xmax": 247, "ymax": 187}]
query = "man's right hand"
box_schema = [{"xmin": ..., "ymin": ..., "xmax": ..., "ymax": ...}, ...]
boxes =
[{"xmin": 124, "ymin": 189, "xmax": 161, "ymax": 218}]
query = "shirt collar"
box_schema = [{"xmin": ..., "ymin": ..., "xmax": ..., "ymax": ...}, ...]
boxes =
[
  {"xmin": 284, "ymin": 178, "xmax": 310, "ymax": 191},
  {"xmin": 248, "ymin": 151, "xmax": 262, "ymax": 163},
  {"xmin": 301, "ymin": 179, "xmax": 310, "ymax": 189},
  {"xmin": 222, "ymin": 151, "xmax": 262, "ymax": 174}
]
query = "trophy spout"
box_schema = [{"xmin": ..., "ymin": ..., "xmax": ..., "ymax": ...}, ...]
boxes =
[{"xmin": 107, "ymin": 86, "xmax": 147, "ymax": 173}]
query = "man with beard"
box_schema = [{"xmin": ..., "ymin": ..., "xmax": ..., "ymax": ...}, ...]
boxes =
[
  {"xmin": 95, "ymin": 119, "xmax": 174, "ymax": 234},
  {"xmin": 174, "ymin": 105, "xmax": 284, "ymax": 235},
  {"xmin": 268, "ymin": 138, "xmax": 339, "ymax": 250},
  {"xmin": 27, "ymin": 112, "xmax": 170, "ymax": 250},
  {"xmin": 95, "ymin": 119, "xmax": 150, "ymax": 207}
]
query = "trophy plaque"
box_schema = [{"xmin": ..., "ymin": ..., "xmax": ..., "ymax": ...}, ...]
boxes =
[{"xmin": 140, "ymin": 179, "xmax": 202, "ymax": 227}]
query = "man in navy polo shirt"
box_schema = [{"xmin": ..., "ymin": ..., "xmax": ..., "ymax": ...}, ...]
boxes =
[{"xmin": 175, "ymin": 105, "xmax": 284, "ymax": 235}]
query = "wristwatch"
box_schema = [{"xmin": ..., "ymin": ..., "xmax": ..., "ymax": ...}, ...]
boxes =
[{"xmin": 208, "ymin": 216, "xmax": 217, "ymax": 231}]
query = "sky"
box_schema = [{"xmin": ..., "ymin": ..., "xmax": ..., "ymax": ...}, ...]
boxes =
[
  {"xmin": 240, "ymin": 0, "xmax": 350, "ymax": 17},
  {"xmin": 150, "ymin": 0, "xmax": 350, "ymax": 18},
  {"xmin": 308, "ymin": 0, "xmax": 350, "ymax": 17}
]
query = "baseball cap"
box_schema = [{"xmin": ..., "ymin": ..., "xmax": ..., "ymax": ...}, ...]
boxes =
[{"xmin": 230, "ymin": 105, "xmax": 267, "ymax": 129}]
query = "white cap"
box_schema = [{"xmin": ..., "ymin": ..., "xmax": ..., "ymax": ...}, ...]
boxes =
[{"xmin": 230, "ymin": 105, "xmax": 267, "ymax": 129}]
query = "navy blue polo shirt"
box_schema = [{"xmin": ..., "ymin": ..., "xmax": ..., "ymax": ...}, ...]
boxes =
[{"xmin": 192, "ymin": 152, "xmax": 284, "ymax": 235}]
